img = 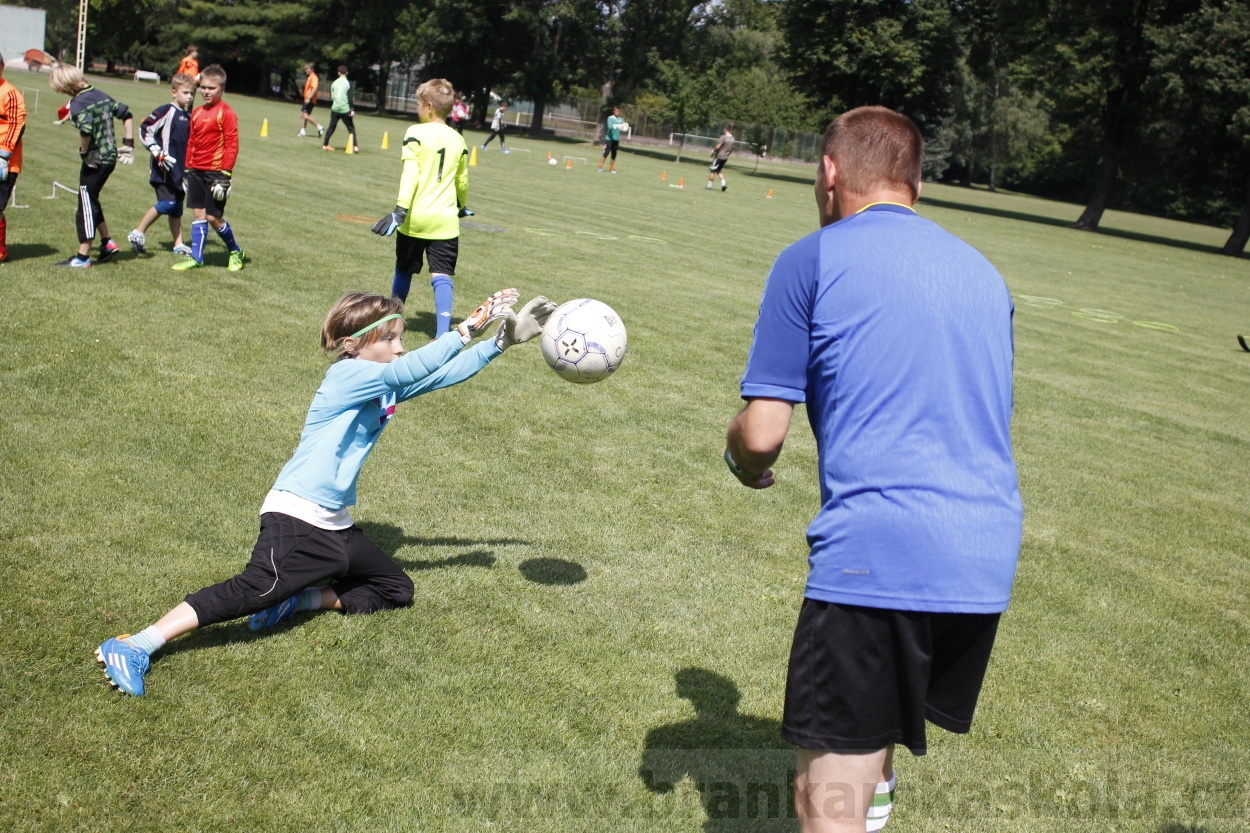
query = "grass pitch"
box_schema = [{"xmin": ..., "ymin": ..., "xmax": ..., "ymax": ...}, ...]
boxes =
[{"xmin": 1, "ymin": 76, "xmax": 1248, "ymax": 831}]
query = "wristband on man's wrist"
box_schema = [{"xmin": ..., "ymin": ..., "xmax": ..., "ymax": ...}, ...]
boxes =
[
  {"xmin": 724, "ymin": 448, "xmax": 760, "ymax": 480},
  {"xmin": 123, "ymin": 138, "xmax": 134, "ymax": 147}
]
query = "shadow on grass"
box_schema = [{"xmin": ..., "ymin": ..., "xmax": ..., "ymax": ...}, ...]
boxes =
[
  {"xmin": 1159, "ymin": 825, "xmax": 1213, "ymax": 833},
  {"xmin": 3, "ymin": 243, "xmax": 57, "ymax": 261},
  {"xmin": 358, "ymin": 521, "xmax": 531, "ymax": 557},
  {"xmin": 918, "ymin": 194, "xmax": 1229, "ymax": 256},
  {"xmin": 398, "ymin": 549, "xmax": 496, "ymax": 572},
  {"xmin": 518, "ymin": 557, "xmax": 586, "ymax": 585},
  {"xmin": 640, "ymin": 668, "xmax": 796, "ymax": 832}
]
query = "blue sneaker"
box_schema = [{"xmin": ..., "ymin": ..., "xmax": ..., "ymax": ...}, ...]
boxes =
[
  {"xmin": 95, "ymin": 636, "xmax": 150, "ymax": 696},
  {"xmin": 249, "ymin": 594, "xmax": 300, "ymax": 631}
]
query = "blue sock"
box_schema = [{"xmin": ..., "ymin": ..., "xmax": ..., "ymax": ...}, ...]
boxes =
[
  {"xmin": 125, "ymin": 626, "xmax": 166, "ymax": 656},
  {"xmin": 391, "ymin": 270, "xmax": 413, "ymax": 303},
  {"xmin": 431, "ymin": 274, "xmax": 454, "ymax": 336},
  {"xmin": 190, "ymin": 219, "xmax": 208, "ymax": 262},
  {"xmin": 214, "ymin": 221, "xmax": 240, "ymax": 252}
]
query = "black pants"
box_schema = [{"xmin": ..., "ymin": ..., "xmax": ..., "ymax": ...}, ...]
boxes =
[
  {"xmin": 184, "ymin": 513, "xmax": 414, "ymax": 626},
  {"xmin": 324, "ymin": 112, "xmax": 357, "ymax": 148},
  {"xmin": 483, "ymin": 127, "xmax": 505, "ymax": 147},
  {"xmin": 601, "ymin": 139, "xmax": 619, "ymax": 161},
  {"xmin": 77, "ymin": 162, "xmax": 115, "ymax": 242}
]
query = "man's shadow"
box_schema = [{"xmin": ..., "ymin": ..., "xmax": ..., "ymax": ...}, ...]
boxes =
[{"xmin": 640, "ymin": 668, "xmax": 797, "ymax": 832}]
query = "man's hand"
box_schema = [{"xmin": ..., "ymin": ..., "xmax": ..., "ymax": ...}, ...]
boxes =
[
  {"xmin": 724, "ymin": 449, "xmax": 775, "ymax": 489},
  {"xmin": 371, "ymin": 206, "xmax": 407, "ymax": 236},
  {"xmin": 458, "ymin": 207, "xmax": 475, "ymax": 218},
  {"xmin": 118, "ymin": 140, "xmax": 135, "ymax": 165},
  {"xmin": 495, "ymin": 296, "xmax": 557, "ymax": 350},
  {"xmin": 457, "ymin": 288, "xmax": 520, "ymax": 341},
  {"xmin": 0, "ymin": 149, "xmax": 9, "ymax": 182},
  {"xmin": 210, "ymin": 171, "xmax": 232, "ymax": 201}
]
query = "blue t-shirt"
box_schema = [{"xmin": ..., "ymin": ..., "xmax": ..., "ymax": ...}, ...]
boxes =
[
  {"xmin": 272, "ymin": 332, "xmax": 502, "ymax": 510},
  {"xmin": 742, "ymin": 203, "xmax": 1022, "ymax": 613}
]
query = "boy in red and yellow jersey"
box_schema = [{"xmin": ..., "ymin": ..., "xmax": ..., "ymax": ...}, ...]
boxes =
[
  {"xmin": 0, "ymin": 54, "xmax": 27, "ymax": 262},
  {"xmin": 173, "ymin": 64, "xmax": 244, "ymax": 271}
]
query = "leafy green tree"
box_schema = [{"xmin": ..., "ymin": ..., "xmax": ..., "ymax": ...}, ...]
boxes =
[
  {"xmin": 651, "ymin": 55, "xmax": 723, "ymax": 161},
  {"xmin": 1149, "ymin": 0, "xmax": 1250, "ymax": 255},
  {"xmin": 502, "ymin": 0, "xmax": 606, "ymax": 132},
  {"xmin": 778, "ymin": 0, "xmax": 959, "ymax": 130}
]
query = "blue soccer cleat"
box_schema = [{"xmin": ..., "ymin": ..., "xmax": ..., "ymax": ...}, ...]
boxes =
[
  {"xmin": 249, "ymin": 594, "xmax": 300, "ymax": 631},
  {"xmin": 95, "ymin": 636, "xmax": 150, "ymax": 696}
]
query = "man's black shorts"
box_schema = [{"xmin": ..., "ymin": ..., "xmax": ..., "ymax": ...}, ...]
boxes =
[
  {"xmin": 0, "ymin": 172, "xmax": 16, "ymax": 212},
  {"xmin": 184, "ymin": 168, "xmax": 228, "ymax": 217},
  {"xmin": 395, "ymin": 233, "xmax": 458, "ymax": 275},
  {"xmin": 782, "ymin": 598, "xmax": 1001, "ymax": 756},
  {"xmin": 709, "ymin": 156, "xmax": 728, "ymax": 173},
  {"xmin": 301, "ymin": 101, "xmax": 315, "ymax": 114}
]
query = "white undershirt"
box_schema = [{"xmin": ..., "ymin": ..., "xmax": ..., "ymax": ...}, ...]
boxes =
[{"xmin": 259, "ymin": 489, "xmax": 354, "ymax": 530}]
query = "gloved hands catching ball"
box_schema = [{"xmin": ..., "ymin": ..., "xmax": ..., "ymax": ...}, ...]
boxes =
[
  {"xmin": 456, "ymin": 288, "xmax": 520, "ymax": 342},
  {"xmin": 495, "ymin": 296, "xmax": 557, "ymax": 350}
]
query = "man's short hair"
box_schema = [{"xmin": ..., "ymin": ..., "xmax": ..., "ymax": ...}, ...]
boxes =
[
  {"xmin": 200, "ymin": 64, "xmax": 227, "ymax": 85},
  {"xmin": 305, "ymin": 62, "xmax": 315, "ymax": 72},
  {"xmin": 416, "ymin": 78, "xmax": 455, "ymax": 119},
  {"xmin": 337, "ymin": 65, "xmax": 348, "ymax": 75},
  {"xmin": 171, "ymin": 73, "xmax": 195, "ymax": 90},
  {"xmin": 822, "ymin": 106, "xmax": 923, "ymax": 199}
]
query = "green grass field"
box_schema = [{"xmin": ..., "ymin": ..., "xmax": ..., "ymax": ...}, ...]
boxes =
[{"xmin": 1, "ymin": 75, "xmax": 1248, "ymax": 832}]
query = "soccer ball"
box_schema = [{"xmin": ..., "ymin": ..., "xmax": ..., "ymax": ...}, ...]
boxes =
[
  {"xmin": 540, "ymin": 299, "xmax": 627, "ymax": 384},
  {"xmin": 618, "ymin": 123, "xmax": 630, "ymax": 133},
  {"xmin": 548, "ymin": 156, "xmax": 559, "ymax": 166}
]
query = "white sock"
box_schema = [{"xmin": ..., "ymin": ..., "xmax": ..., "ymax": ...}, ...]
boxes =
[
  {"xmin": 866, "ymin": 772, "xmax": 896, "ymax": 831},
  {"xmin": 125, "ymin": 626, "xmax": 166, "ymax": 656}
]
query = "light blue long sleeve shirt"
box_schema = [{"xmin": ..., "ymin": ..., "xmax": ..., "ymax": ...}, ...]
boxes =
[{"xmin": 272, "ymin": 331, "xmax": 502, "ymax": 510}]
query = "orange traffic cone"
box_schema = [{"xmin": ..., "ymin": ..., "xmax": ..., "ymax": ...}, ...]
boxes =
[
  {"xmin": 661, "ymin": 171, "xmax": 667, "ymax": 182},
  {"xmin": 766, "ymin": 189, "xmax": 774, "ymax": 199},
  {"xmin": 677, "ymin": 177, "xmax": 684, "ymax": 189},
  {"xmin": 566, "ymin": 158, "xmax": 573, "ymax": 170}
]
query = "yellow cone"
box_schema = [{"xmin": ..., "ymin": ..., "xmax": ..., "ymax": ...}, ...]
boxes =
[
  {"xmin": 469, "ymin": 146, "xmax": 478, "ymax": 166},
  {"xmin": 381, "ymin": 131, "xmax": 389, "ymax": 150},
  {"xmin": 260, "ymin": 118, "xmax": 268, "ymax": 138},
  {"xmin": 346, "ymin": 134, "xmax": 355, "ymax": 153}
]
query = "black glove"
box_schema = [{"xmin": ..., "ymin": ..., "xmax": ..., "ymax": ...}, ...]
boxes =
[{"xmin": 372, "ymin": 206, "xmax": 408, "ymax": 236}]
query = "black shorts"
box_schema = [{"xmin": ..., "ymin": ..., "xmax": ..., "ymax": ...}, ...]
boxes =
[
  {"xmin": 0, "ymin": 172, "xmax": 16, "ymax": 211},
  {"xmin": 183, "ymin": 512, "xmax": 414, "ymax": 626},
  {"xmin": 301, "ymin": 101, "xmax": 315, "ymax": 115},
  {"xmin": 151, "ymin": 181, "xmax": 185, "ymax": 208},
  {"xmin": 395, "ymin": 233, "xmax": 458, "ymax": 275},
  {"xmin": 184, "ymin": 168, "xmax": 228, "ymax": 217},
  {"xmin": 709, "ymin": 156, "xmax": 728, "ymax": 173},
  {"xmin": 782, "ymin": 598, "xmax": 1001, "ymax": 756}
]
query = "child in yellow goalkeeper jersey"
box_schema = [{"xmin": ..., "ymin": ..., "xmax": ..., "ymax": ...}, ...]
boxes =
[{"xmin": 371, "ymin": 78, "xmax": 470, "ymax": 337}]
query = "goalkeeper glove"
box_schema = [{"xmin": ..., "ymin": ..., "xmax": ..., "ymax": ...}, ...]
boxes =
[
  {"xmin": 456, "ymin": 288, "xmax": 520, "ymax": 342},
  {"xmin": 118, "ymin": 139, "xmax": 135, "ymax": 165},
  {"xmin": 495, "ymin": 296, "xmax": 557, "ymax": 350},
  {"xmin": 210, "ymin": 171, "xmax": 232, "ymax": 201},
  {"xmin": 458, "ymin": 207, "xmax": 475, "ymax": 218},
  {"xmin": 371, "ymin": 206, "xmax": 407, "ymax": 236},
  {"xmin": 148, "ymin": 144, "xmax": 178, "ymax": 172},
  {"xmin": 0, "ymin": 149, "xmax": 9, "ymax": 182}
]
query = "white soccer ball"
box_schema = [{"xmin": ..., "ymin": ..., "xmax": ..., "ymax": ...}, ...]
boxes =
[
  {"xmin": 618, "ymin": 123, "xmax": 630, "ymax": 133},
  {"xmin": 540, "ymin": 299, "xmax": 627, "ymax": 384},
  {"xmin": 548, "ymin": 156, "xmax": 559, "ymax": 166}
]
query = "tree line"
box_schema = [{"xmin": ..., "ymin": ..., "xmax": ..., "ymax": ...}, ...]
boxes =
[{"xmin": 9, "ymin": 0, "xmax": 1250, "ymax": 254}]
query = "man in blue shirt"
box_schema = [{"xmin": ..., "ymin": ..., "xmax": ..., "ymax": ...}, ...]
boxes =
[{"xmin": 725, "ymin": 106, "xmax": 1022, "ymax": 832}]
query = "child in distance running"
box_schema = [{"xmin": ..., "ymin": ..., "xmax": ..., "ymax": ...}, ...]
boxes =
[{"xmin": 95, "ymin": 288, "xmax": 557, "ymax": 697}]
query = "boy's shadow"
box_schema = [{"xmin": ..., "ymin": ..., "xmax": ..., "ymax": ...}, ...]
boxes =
[
  {"xmin": 640, "ymin": 668, "xmax": 797, "ymax": 832},
  {"xmin": 3, "ymin": 243, "xmax": 57, "ymax": 261}
]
